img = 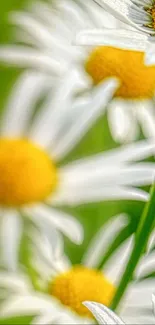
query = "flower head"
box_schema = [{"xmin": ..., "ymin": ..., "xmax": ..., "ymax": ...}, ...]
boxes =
[{"xmin": 1, "ymin": 214, "xmax": 155, "ymax": 324}]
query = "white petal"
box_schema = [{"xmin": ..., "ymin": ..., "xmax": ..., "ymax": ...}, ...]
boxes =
[
  {"xmin": 121, "ymin": 281, "xmax": 154, "ymax": 320},
  {"xmin": 83, "ymin": 302, "xmax": 125, "ymax": 324},
  {"xmin": 108, "ymin": 100, "xmax": 139, "ymax": 143},
  {"xmin": 51, "ymin": 78, "xmax": 119, "ymax": 159},
  {"xmin": 31, "ymin": 314, "xmax": 57, "ymax": 325},
  {"xmin": 93, "ymin": 0, "xmax": 147, "ymax": 31},
  {"xmin": 77, "ymin": 0, "xmax": 118, "ymax": 28},
  {"xmin": 29, "ymin": 69, "xmax": 84, "ymax": 148},
  {"xmin": 0, "ymin": 273, "xmax": 32, "ymax": 294},
  {"xmin": 59, "ymin": 161, "xmax": 155, "ymax": 189},
  {"xmin": 24, "ymin": 205, "xmax": 83, "ymax": 245},
  {"xmin": 75, "ymin": 28, "xmax": 148, "ymax": 51},
  {"xmin": 0, "ymin": 46, "xmax": 66, "ymax": 74},
  {"xmin": 0, "ymin": 71, "xmax": 49, "ymax": 137},
  {"xmin": 104, "ymin": 236, "xmax": 134, "ymax": 283},
  {"xmin": 0, "ymin": 294, "xmax": 58, "ymax": 318},
  {"xmin": 145, "ymin": 44, "xmax": 155, "ymax": 65},
  {"xmin": 136, "ymin": 101, "xmax": 155, "ymax": 139},
  {"xmin": 60, "ymin": 140, "xmax": 155, "ymax": 172},
  {"xmin": 82, "ymin": 214, "xmax": 128, "ymax": 268},
  {"xmin": 152, "ymin": 294, "xmax": 155, "ymax": 314},
  {"xmin": 10, "ymin": 11, "xmax": 83, "ymax": 61},
  {"xmin": 0, "ymin": 211, "xmax": 23, "ymax": 271},
  {"xmin": 51, "ymin": 185, "xmax": 148, "ymax": 205},
  {"xmin": 30, "ymin": 226, "xmax": 64, "ymax": 263}
]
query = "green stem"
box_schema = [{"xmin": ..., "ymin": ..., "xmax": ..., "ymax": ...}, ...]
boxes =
[{"xmin": 111, "ymin": 183, "xmax": 155, "ymax": 311}]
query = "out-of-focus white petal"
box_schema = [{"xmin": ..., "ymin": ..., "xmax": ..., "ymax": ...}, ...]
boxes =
[
  {"xmin": 0, "ymin": 46, "xmax": 66, "ymax": 74},
  {"xmin": 0, "ymin": 294, "xmax": 58, "ymax": 318},
  {"xmin": 30, "ymin": 226, "xmax": 63, "ymax": 264},
  {"xmin": 0, "ymin": 71, "xmax": 49, "ymax": 137},
  {"xmin": 75, "ymin": 28, "xmax": 147, "ymax": 51},
  {"xmin": 29, "ymin": 69, "xmax": 84, "ymax": 149},
  {"xmin": 10, "ymin": 11, "xmax": 83, "ymax": 61},
  {"xmin": 136, "ymin": 101, "xmax": 155, "ymax": 139},
  {"xmin": 31, "ymin": 314, "xmax": 58, "ymax": 325},
  {"xmin": 83, "ymin": 301, "xmax": 125, "ymax": 324},
  {"xmin": 51, "ymin": 78, "xmax": 119, "ymax": 159},
  {"xmin": 51, "ymin": 185, "xmax": 148, "ymax": 206},
  {"xmin": 0, "ymin": 211, "xmax": 23, "ymax": 271},
  {"xmin": 60, "ymin": 140, "xmax": 155, "ymax": 172},
  {"xmin": 121, "ymin": 281, "xmax": 154, "ymax": 322},
  {"xmin": 0, "ymin": 273, "xmax": 32, "ymax": 294},
  {"xmin": 24, "ymin": 205, "xmax": 83, "ymax": 245},
  {"xmin": 82, "ymin": 214, "xmax": 128, "ymax": 267},
  {"xmin": 104, "ymin": 236, "xmax": 134, "ymax": 283},
  {"xmin": 59, "ymin": 162, "xmax": 155, "ymax": 189},
  {"xmin": 108, "ymin": 100, "xmax": 139, "ymax": 143},
  {"xmin": 145, "ymin": 44, "xmax": 155, "ymax": 65}
]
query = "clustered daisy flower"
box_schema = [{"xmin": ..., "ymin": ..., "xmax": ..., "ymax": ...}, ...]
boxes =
[
  {"xmin": 2, "ymin": 65, "xmax": 155, "ymax": 271},
  {"xmin": 2, "ymin": 0, "xmax": 155, "ymax": 143},
  {"xmin": 1, "ymin": 214, "xmax": 155, "ymax": 324}
]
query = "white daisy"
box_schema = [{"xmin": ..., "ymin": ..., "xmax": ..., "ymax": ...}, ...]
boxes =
[
  {"xmin": 1, "ymin": 66, "xmax": 154, "ymax": 271},
  {"xmin": 0, "ymin": 214, "xmax": 154, "ymax": 324},
  {"xmin": 1, "ymin": 0, "xmax": 155, "ymax": 143},
  {"xmin": 82, "ymin": 45, "xmax": 155, "ymax": 144}
]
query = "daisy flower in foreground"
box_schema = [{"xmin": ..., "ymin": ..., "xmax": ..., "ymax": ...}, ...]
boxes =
[
  {"xmin": 78, "ymin": 0, "xmax": 155, "ymax": 65},
  {"xmin": 1, "ymin": 214, "xmax": 155, "ymax": 324}
]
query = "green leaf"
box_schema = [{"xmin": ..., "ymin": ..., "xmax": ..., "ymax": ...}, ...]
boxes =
[{"xmin": 111, "ymin": 182, "xmax": 155, "ymax": 311}]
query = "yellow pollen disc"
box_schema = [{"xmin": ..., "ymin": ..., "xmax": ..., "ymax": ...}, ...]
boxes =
[
  {"xmin": 0, "ymin": 138, "xmax": 57, "ymax": 206},
  {"xmin": 50, "ymin": 266, "xmax": 115, "ymax": 318},
  {"xmin": 85, "ymin": 46, "xmax": 155, "ymax": 99}
]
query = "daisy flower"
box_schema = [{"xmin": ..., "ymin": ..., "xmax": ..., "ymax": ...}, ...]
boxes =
[
  {"xmin": 83, "ymin": 45, "xmax": 155, "ymax": 143},
  {"xmin": 78, "ymin": 0, "xmax": 155, "ymax": 65},
  {"xmin": 0, "ymin": 214, "xmax": 155, "ymax": 324},
  {"xmin": 1, "ymin": 66, "xmax": 154, "ymax": 271},
  {"xmin": 1, "ymin": 0, "xmax": 155, "ymax": 143}
]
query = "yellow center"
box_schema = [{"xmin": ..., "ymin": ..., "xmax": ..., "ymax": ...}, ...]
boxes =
[
  {"xmin": 0, "ymin": 138, "xmax": 57, "ymax": 206},
  {"xmin": 85, "ymin": 46, "xmax": 155, "ymax": 99},
  {"xmin": 50, "ymin": 266, "xmax": 115, "ymax": 318}
]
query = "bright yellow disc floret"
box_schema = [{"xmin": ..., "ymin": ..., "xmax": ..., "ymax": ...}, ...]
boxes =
[
  {"xmin": 51, "ymin": 266, "xmax": 115, "ymax": 318},
  {"xmin": 0, "ymin": 138, "xmax": 57, "ymax": 206},
  {"xmin": 85, "ymin": 46, "xmax": 155, "ymax": 99}
]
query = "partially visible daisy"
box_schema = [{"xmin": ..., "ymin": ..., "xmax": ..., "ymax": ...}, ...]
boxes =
[
  {"xmin": 1, "ymin": 0, "xmax": 155, "ymax": 143},
  {"xmin": 84, "ymin": 46, "xmax": 155, "ymax": 143},
  {"xmin": 0, "ymin": 214, "xmax": 155, "ymax": 324},
  {"xmin": 77, "ymin": 0, "xmax": 155, "ymax": 65}
]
